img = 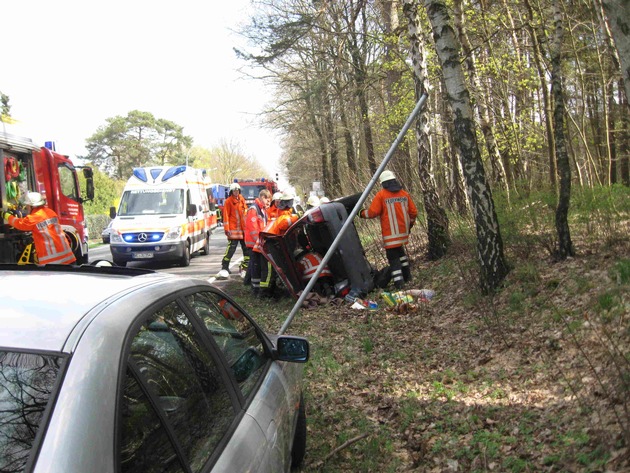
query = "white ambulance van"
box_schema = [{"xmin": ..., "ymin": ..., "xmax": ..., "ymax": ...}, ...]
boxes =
[{"xmin": 109, "ymin": 165, "xmax": 215, "ymax": 267}]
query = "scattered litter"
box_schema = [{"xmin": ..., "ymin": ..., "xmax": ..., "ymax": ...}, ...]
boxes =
[
  {"xmin": 407, "ymin": 288, "xmax": 436, "ymax": 301},
  {"xmin": 350, "ymin": 298, "xmax": 378, "ymax": 310},
  {"xmin": 381, "ymin": 291, "xmax": 414, "ymax": 307},
  {"xmin": 382, "ymin": 289, "xmax": 436, "ymax": 306}
]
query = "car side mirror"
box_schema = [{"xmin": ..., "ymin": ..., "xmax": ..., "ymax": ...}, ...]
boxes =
[
  {"xmin": 82, "ymin": 167, "xmax": 95, "ymax": 201},
  {"xmin": 109, "ymin": 206, "xmax": 117, "ymax": 219},
  {"xmin": 187, "ymin": 203, "xmax": 197, "ymax": 217},
  {"xmin": 275, "ymin": 336, "xmax": 309, "ymax": 363}
]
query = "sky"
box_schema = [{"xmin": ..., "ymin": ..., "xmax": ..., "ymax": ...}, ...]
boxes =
[{"xmin": 2, "ymin": 0, "xmax": 285, "ymax": 180}]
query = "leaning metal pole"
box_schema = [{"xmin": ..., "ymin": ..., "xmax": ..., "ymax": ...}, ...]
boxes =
[{"xmin": 279, "ymin": 93, "xmax": 429, "ymax": 335}]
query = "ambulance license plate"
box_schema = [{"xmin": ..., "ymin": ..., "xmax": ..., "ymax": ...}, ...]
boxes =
[{"xmin": 134, "ymin": 252, "xmax": 154, "ymax": 259}]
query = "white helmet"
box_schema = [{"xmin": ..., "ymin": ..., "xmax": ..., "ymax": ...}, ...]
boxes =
[
  {"xmin": 307, "ymin": 195, "xmax": 320, "ymax": 207},
  {"xmin": 379, "ymin": 170, "xmax": 396, "ymax": 183},
  {"xmin": 272, "ymin": 192, "xmax": 282, "ymax": 200},
  {"xmin": 21, "ymin": 191, "xmax": 46, "ymax": 207},
  {"xmin": 229, "ymin": 182, "xmax": 241, "ymax": 192},
  {"xmin": 278, "ymin": 191, "xmax": 295, "ymax": 209}
]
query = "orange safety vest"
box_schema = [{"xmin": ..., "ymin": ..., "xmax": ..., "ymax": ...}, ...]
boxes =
[
  {"xmin": 297, "ymin": 252, "xmax": 333, "ymax": 281},
  {"xmin": 219, "ymin": 299, "xmax": 243, "ymax": 321},
  {"xmin": 8, "ymin": 207, "xmax": 76, "ymax": 264},
  {"xmin": 222, "ymin": 193, "xmax": 247, "ymax": 240},
  {"xmin": 244, "ymin": 198, "xmax": 268, "ymax": 249},
  {"xmin": 267, "ymin": 204, "xmax": 279, "ymax": 221},
  {"xmin": 265, "ymin": 208, "xmax": 298, "ymax": 236},
  {"xmin": 363, "ymin": 189, "xmax": 418, "ymax": 249}
]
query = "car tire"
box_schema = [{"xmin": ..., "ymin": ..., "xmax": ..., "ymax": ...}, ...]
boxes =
[
  {"xmin": 113, "ymin": 258, "xmax": 127, "ymax": 267},
  {"xmin": 291, "ymin": 393, "xmax": 307, "ymax": 469},
  {"xmin": 202, "ymin": 232, "xmax": 210, "ymax": 255},
  {"xmin": 180, "ymin": 241, "xmax": 191, "ymax": 267}
]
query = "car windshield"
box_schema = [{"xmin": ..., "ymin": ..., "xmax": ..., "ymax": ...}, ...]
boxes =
[
  {"xmin": 0, "ymin": 351, "xmax": 65, "ymax": 472},
  {"xmin": 240, "ymin": 185, "xmax": 265, "ymax": 201},
  {"xmin": 118, "ymin": 189, "xmax": 184, "ymax": 216}
]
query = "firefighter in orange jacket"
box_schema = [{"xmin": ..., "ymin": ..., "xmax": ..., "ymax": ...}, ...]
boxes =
[
  {"xmin": 244, "ymin": 189, "xmax": 271, "ymax": 295},
  {"xmin": 265, "ymin": 192, "xmax": 298, "ymax": 236},
  {"xmin": 359, "ymin": 170, "xmax": 417, "ymax": 289},
  {"xmin": 2, "ymin": 192, "xmax": 76, "ymax": 265},
  {"xmin": 267, "ymin": 192, "xmax": 282, "ymax": 221},
  {"xmin": 220, "ymin": 182, "xmax": 248, "ymax": 276}
]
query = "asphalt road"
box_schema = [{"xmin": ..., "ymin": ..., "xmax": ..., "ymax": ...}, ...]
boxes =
[{"xmin": 89, "ymin": 226, "xmax": 246, "ymax": 283}]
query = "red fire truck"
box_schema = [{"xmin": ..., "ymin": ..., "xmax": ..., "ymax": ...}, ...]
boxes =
[
  {"xmin": 0, "ymin": 129, "xmax": 94, "ymax": 264},
  {"xmin": 235, "ymin": 177, "xmax": 279, "ymax": 206}
]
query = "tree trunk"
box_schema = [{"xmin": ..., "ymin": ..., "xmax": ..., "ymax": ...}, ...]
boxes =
[
  {"xmin": 403, "ymin": 0, "xmax": 450, "ymax": 260},
  {"xmin": 422, "ymin": 0, "xmax": 510, "ymax": 292},
  {"xmin": 619, "ymin": 85, "xmax": 630, "ymax": 185},
  {"xmin": 550, "ymin": 0, "xmax": 575, "ymax": 259},
  {"xmin": 454, "ymin": 0, "xmax": 508, "ymax": 192},
  {"xmin": 347, "ymin": 4, "xmax": 378, "ymax": 176},
  {"xmin": 339, "ymin": 106, "xmax": 358, "ymax": 183},
  {"xmin": 323, "ymin": 90, "xmax": 342, "ymax": 195},
  {"xmin": 600, "ymin": 0, "xmax": 630, "ymax": 105},
  {"xmin": 523, "ymin": 0, "xmax": 558, "ymax": 189}
]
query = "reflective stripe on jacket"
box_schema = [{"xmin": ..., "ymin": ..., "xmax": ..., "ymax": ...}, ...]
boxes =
[
  {"xmin": 223, "ymin": 194, "xmax": 247, "ymax": 240},
  {"xmin": 297, "ymin": 252, "xmax": 333, "ymax": 281},
  {"xmin": 244, "ymin": 198, "xmax": 268, "ymax": 248},
  {"xmin": 8, "ymin": 207, "xmax": 76, "ymax": 264},
  {"xmin": 363, "ymin": 189, "xmax": 418, "ymax": 249}
]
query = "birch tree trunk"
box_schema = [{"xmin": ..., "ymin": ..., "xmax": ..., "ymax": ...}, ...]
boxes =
[
  {"xmin": 600, "ymin": 0, "xmax": 630, "ymax": 104},
  {"xmin": 422, "ymin": 0, "xmax": 510, "ymax": 292},
  {"xmin": 403, "ymin": 0, "xmax": 451, "ymax": 260},
  {"xmin": 550, "ymin": 0, "xmax": 575, "ymax": 259}
]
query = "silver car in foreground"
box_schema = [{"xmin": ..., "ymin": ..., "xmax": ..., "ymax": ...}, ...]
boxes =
[{"xmin": 0, "ymin": 264, "xmax": 308, "ymax": 472}]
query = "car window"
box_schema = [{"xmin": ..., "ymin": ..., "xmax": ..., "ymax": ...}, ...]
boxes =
[
  {"xmin": 185, "ymin": 292, "xmax": 268, "ymax": 399},
  {"xmin": 121, "ymin": 302, "xmax": 235, "ymax": 473},
  {"xmin": 120, "ymin": 369, "xmax": 186, "ymax": 473},
  {"xmin": 0, "ymin": 351, "xmax": 64, "ymax": 473}
]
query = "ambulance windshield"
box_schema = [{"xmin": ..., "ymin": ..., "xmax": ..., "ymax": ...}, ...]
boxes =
[{"xmin": 118, "ymin": 189, "xmax": 184, "ymax": 216}]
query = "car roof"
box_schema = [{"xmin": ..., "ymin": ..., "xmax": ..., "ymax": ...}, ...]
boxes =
[{"xmin": 0, "ymin": 265, "xmax": 182, "ymax": 353}]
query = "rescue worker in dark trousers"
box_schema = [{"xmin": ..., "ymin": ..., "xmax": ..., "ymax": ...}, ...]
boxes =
[
  {"xmin": 244, "ymin": 189, "xmax": 271, "ymax": 295},
  {"xmin": 2, "ymin": 192, "xmax": 76, "ymax": 265},
  {"xmin": 359, "ymin": 170, "xmax": 418, "ymax": 290},
  {"xmin": 257, "ymin": 191, "xmax": 299, "ymax": 297},
  {"xmin": 219, "ymin": 182, "xmax": 248, "ymax": 278}
]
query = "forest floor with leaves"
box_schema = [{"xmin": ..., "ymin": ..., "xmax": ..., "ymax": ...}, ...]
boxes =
[{"xmin": 224, "ymin": 222, "xmax": 629, "ymax": 472}]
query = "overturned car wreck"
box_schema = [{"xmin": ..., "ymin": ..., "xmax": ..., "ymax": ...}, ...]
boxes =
[{"xmin": 259, "ymin": 194, "xmax": 378, "ymax": 300}]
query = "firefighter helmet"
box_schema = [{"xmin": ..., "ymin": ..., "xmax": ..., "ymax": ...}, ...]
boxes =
[
  {"xmin": 277, "ymin": 191, "xmax": 295, "ymax": 209},
  {"xmin": 307, "ymin": 195, "xmax": 320, "ymax": 207},
  {"xmin": 229, "ymin": 182, "xmax": 241, "ymax": 192},
  {"xmin": 379, "ymin": 170, "xmax": 396, "ymax": 183},
  {"xmin": 21, "ymin": 192, "xmax": 46, "ymax": 207}
]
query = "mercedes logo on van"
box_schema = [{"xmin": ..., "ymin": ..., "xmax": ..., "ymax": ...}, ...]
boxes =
[{"xmin": 137, "ymin": 233, "xmax": 148, "ymax": 242}]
